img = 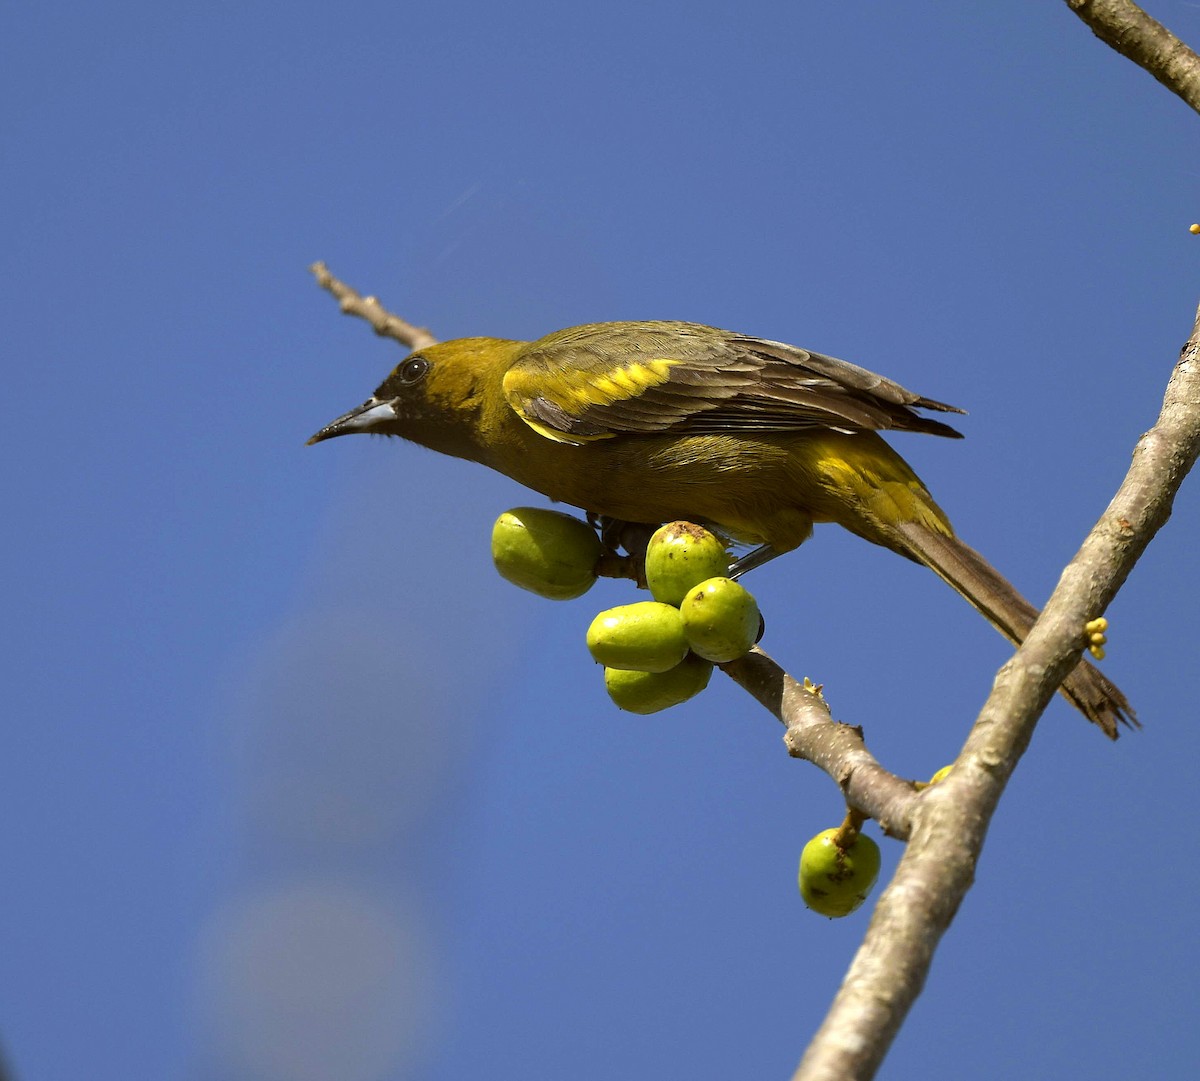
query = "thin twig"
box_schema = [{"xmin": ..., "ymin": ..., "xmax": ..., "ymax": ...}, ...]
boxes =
[
  {"xmin": 310, "ymin": 261, "xmax": 438, "ymax": 351},
  {"xmin": 721, "ymin": 652, "xmax": 920, "ymax": 839}
]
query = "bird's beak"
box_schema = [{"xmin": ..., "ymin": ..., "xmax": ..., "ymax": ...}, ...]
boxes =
[{"xmin": 307, "ymin": 398, "xmax": 398, "ymax": 445}]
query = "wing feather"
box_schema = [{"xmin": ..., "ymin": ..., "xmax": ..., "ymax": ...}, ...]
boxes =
[{"xmin": 501, "ymin": 321, "xmax": 964, "ymax": 444}]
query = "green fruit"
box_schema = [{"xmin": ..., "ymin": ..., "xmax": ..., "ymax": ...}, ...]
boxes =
[
  {"xmin": 586, "ymin": 602, "xmax": 689, "ymax": 672},
  {"xmin": 644, "ymin": 521, "xmax": 730, "ymax": 606},
  {"xmin": 491, "ymin": 507, "xmax": 602, "ymax": 600},
  {"xmin": 604, "ymin": 654, "xmax": 714, "ymax": 713},
  {"xmin": 679, "ymin": 577, "xmax": 761, "ymax": 662},
  {"xmin": 799, "ymin": 829, "xmax": 882, "ymax": 918}
]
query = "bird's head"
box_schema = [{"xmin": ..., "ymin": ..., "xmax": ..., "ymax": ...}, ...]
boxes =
[{"xmin": 307, "ymin": 337, "xmax": 523, "ymax": 455}]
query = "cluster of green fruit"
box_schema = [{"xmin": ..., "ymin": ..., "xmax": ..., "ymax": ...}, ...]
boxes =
[
  {"xmin": 492, "ymin": 504, "xmax": 954, "ymax": 919},
  {"xmin": 490, "ymin": 509, "xmax": 761, "ymax": 713}
]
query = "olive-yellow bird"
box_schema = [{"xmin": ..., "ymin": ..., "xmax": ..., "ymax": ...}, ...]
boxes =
[{"xmin": 309, "ymin": 320, "xmax": 1134, "ymax": 737}]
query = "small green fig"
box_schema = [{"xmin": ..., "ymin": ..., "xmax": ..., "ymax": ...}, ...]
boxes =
[
  {"xmin": 586, "ymin": 602, "xmax": 690, "ymax": 672},
  {"xmin": 644, "ymin": 522, "xmax": 730, "ymax": 606},
  {"xmin": 604, "ymin": 654, "xmax": 714, "ymax": 714},
  {"xmin": 491, "ymin": 507, "xmax": 602, "ymax": 600},
  {"xmin": 799, "ymin": 828, "xmax": 881, "ymax": 918},
  {"xmin": 679, "ymin": 577, "xmax": 761, "ymax": 662}
]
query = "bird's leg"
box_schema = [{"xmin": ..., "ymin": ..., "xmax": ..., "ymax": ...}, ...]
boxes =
[
  {"xmin": 589, "ymin": 514, "xmax": 656, "ymax": 586},
  {"xmin": 729, "ymin": 544, "xmax": 783, "ymax": 579},
  {"xmin": 590, "ymin": 515, "xmax": 655, "ymax": 560}
]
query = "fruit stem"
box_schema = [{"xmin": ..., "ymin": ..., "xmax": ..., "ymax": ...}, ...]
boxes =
[
  {"xmin": 594, "ymin": 551, "xmax": 646, "ymax": 587},
  {"xmin": 832, "ymin": 807, "xmax": 868, "ymax": 850}
]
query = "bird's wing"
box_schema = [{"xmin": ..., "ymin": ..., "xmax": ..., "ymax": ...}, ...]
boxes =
[{"xmin": 501, "ymin": 322, "xmax": 964, "ymax": 445}]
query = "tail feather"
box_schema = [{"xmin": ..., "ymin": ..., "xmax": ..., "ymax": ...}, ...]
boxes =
[{"xmin": 893, "ymin": 522, "xmax": 1137, "ymax": 739}]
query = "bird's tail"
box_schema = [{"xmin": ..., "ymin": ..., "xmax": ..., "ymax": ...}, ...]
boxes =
[{"xmin": 892, "ymin": 521, "xmax": 1137, "ymax": 738}]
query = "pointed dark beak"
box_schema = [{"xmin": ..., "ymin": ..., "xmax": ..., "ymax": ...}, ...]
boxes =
[{"xmin": 307, "ymin": 397, "xmax": 398, "ymax": 445}]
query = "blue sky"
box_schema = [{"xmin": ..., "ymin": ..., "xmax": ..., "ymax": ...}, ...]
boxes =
[{"xmin": 4, "ymin": 3, "xmax": 1199, "ymax": 1079}]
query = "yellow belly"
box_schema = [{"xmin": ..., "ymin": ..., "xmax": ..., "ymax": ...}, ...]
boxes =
[{"xmin": 486, "ymin": 425, "xmax": 954, "ymax": 556}]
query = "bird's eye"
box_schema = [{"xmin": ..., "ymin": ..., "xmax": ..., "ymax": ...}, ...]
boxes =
[{"xmin": 397, "ymin": 355, "xmax": 429, "ymax": 384}]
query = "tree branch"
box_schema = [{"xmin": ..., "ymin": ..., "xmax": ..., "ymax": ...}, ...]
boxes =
[
  {"xmin": 789, "ymin": 8, "xmax": 1200, "ymax": 1075},
  {"xmin": 792, "ymin": 303, "xmax": 1200, "ymax": 1081},
  {"xmin": 720, "ymin": 652, "xmax": 921, "ymax": 839},
  {"xmin": 1065, "ymin": 0, "xmax": 1200, "ymax": 113}
]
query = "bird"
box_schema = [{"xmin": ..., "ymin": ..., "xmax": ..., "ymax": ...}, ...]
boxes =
[{"xmin": 308, "ymin": 319, "xmax": 1135, "ymax": 737}]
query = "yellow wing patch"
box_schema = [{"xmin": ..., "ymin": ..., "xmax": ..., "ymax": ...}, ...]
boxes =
[
  {"xmin": 504, "ymin": 357, "xmax": 679, "ymax": 442},
  {"xmin": 590, "ymin": 359, "xmax": 676, "ymax": 401}
]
